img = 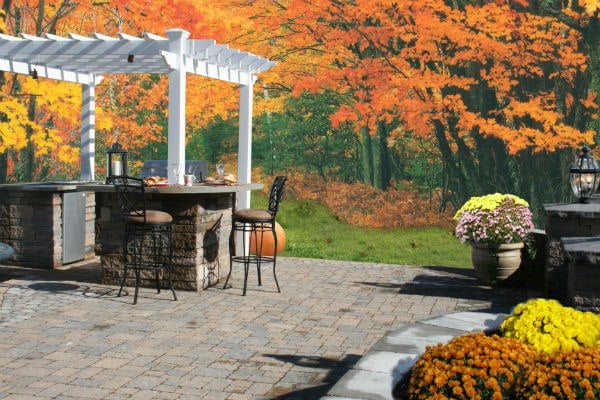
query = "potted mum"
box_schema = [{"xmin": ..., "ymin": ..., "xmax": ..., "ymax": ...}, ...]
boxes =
[{"xmin": 454, "ymin": 193, "xmax": 534, "ymax": 285}]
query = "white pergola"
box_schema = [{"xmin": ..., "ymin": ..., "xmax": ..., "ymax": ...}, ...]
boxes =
[{"xmin": 0, "ymin": 28, "xmax": 275, "ymax": 208}]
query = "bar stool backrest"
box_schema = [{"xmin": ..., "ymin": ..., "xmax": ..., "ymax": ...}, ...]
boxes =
[
  {"xmin": 107, "ymin": 176, "xmax": 148, "ymax": 224},
  {"xmin": 268, "ymin": 176, "xmax": 288, "ymax": 217}
]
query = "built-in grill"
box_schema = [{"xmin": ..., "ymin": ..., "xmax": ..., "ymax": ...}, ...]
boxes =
[{"xmin": 140, "ymin": 160, "xmax": 208, "ymax": 182}]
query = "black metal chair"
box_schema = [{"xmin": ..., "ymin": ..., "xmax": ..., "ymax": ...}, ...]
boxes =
[
  {"xmin": 224, "ymin": 176, "xmax": 287, "ymax": 295},
  {"xmin": 108, "ymin": 176, "xmax": 177, "ymax": 304}
]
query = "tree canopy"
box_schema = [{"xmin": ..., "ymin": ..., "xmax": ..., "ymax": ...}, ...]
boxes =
[{"xmin": 0, "ymin": 0, "xmax": 599, "ymax": 220}]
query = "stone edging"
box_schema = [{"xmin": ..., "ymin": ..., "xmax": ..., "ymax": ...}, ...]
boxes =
[{"xmin": 321, "ymin": 311, "xmax": 508, "ymax": 400}]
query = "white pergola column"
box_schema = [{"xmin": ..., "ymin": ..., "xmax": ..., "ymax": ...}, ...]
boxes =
[
  {"xmin": 235, "ymin": 82, "xmax": 255, "ymax": 255},
  {"xmin": 80, "ymin": 80, "xmax": 95, "ymax": 181},
  {"xmin": 166, "ymin": 28, "xmax": 190, "ymax": 185},
  {"xmin": 237, "ymin": 81, "xmax": 255, "ymax": 210}
]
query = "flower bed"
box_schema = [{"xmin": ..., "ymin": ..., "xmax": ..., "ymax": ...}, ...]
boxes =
[
  {"xmin": 403, "ymin": 333, "xmax": 536, "ymax": 400},
  {"xmin": 517, "ymin": 347, "xmax": 600, "ymax": 399},
  {"xmin": 395, "ymin": 299, "xmax": 600, "ymax": 400}
]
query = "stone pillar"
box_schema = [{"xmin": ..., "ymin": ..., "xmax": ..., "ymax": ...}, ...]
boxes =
[
  {"xmin": 0, "ymin": 187, "xmax": 95, "ymax": 268},
  {"xmin": 543, "ymin": 203, "xmax": 600, "ymax": 302},
  {"xmin": 561, "ymin": 237, "xmax": 600, "ymax": 312}
]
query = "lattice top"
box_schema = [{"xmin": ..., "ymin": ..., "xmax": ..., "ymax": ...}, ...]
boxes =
[{"xmin": 0, "ymin": 28, "xmax": 275, "ymax": 85}]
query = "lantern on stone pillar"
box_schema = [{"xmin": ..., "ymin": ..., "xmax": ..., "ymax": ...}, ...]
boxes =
[
  {"xmin": 106, "ymin": 142, "xmax": 128, "ymax": 183},
  {"xmin": 569, "ymin": 145, "xmax": 600, "ymax": 203}
]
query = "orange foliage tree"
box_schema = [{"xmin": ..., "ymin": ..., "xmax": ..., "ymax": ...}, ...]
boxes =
[
  {"xmin": 0, "ymin": 0, "xmax": 268, "ymax": 181},
  {"xmin": 0, "ymin": 0, "xmax": 84, "ymax": 181},
  {"xmin": 1, "ymin": 0, "xmax": 598, "ymax": 226},
  {"xmin": 246, "ymin": 0, "xmax": 600, "ymax": 212}
]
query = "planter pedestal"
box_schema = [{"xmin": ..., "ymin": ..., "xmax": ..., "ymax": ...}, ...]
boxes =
[{"xmin": 471, "ymin": 242, "xmax": 524, "ymax": 286}]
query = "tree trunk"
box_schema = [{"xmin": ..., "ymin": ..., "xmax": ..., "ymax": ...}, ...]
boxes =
[
  {"xmin": 21, "ymin": 94, "xmax": 37, "ymax": 182},
  {"xmin": 377, "ymin": 122, "xmax": 391, "ymax": 190},
  {"xmin": 0, "ymin": 152, "xmax": 7, "ymax": 183},
  {"xmin": 474, "ymin": 135, "xmax": 513, "ymax": 194},
  {"xmin": 432, "ymin": 120, "xmax": 469, "ymax": 205},
  {"xmin": 360, "ymin": 128, "xmax": 374, "ymax": 186}
]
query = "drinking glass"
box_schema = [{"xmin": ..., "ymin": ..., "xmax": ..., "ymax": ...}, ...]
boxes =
[
  {"xmin": 216, "ymin": 163, "xmax": 225, "ymax": 177},
  {"xmin": 169, "ymin": 164, "xmax": 181, "ymax": 183}
]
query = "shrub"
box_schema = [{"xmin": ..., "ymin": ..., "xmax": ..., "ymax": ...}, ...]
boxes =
[
  {"xmin": 406, "ymin": 332, "xmax": 536, "ymax": 400},
  {"xmin": 500, "ymin": 298, "xmax": 600, "ymax": 353},
  {"xmin": 516, "ymin": 347, "xmax": 600, "ymax": 399},
  {"xmin": 280, "ymin": 172, "xmax": 454, "ymax": 228}
]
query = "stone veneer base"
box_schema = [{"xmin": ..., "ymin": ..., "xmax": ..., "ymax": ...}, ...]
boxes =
[{"xmin": 0, "ymin": 185, "xmax": 95, "ymax": 268}]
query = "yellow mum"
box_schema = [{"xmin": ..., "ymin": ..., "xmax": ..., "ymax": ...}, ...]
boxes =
[
  {"xmin": 501, "ymin": 298, "xmax": 600, "ymax": 353},
  {"xmin": 454, "ymin": 193, "xmax": 529, "ymax": 220}
]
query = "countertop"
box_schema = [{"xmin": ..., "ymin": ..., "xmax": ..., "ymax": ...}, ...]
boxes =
[{"xmin": 0, "ymin": 181, "xmax": 264, "ymax": 194}]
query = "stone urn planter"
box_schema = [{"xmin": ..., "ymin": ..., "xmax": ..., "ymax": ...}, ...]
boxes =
[
  {"xmin": 471, "ymin": 242, "xmax": 524, "ymax": 286},
  {"xmin": 454, "ymin": 193, "xmax": 533, "ymax": 286}
]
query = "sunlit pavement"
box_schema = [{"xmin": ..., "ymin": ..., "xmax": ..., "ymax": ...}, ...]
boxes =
[{"xmin": 0, "ymin": 257, "xmax": 539, "ymax": 399}]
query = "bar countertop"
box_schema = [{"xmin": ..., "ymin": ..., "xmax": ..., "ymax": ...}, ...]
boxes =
[{"xmin": 0, "ymin": 181, "xmax": 263, "ymax": 193}]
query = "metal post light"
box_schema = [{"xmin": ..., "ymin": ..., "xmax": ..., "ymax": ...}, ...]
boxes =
[
  {"xmin": 569, "ymin": 145, "xmax": 600, "ymax": 203},
  {"xmin": 106, "ymin": 142, "xmax": 128, "ymax": 183}
]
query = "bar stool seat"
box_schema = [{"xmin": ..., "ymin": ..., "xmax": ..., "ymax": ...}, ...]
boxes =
[
  {"xmin": 126, "ymin": 210, "xmax": 172, "ymax": 224},
  {"xmin": 108, "ymin": 176, "xmax": 178, "ymax": 305},
  {"xmin": 224, "ymin": 176, "xmax": 287, "ymax": 296},
  {"xmin": 234, "ymin": 209, "xmax": 273, "ymax": 220}
]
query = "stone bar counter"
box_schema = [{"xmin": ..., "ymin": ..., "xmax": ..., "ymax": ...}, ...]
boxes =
[
  {"xmin": 0, "ymin": 181, "xmax": 262, "ymax": 292},
  {"xmin": 543, "ymin": 202, "xmax": 600, "ymax": 304},
  {"xmin": 88, "ymin": 182, "xmax": 262, "ymax": 291}
]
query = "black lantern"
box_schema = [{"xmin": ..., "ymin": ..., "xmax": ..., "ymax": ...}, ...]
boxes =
[
  {"xmin": 106, "ymin": 142, "xmax": 128, "ymax": 183},
  {"xmin": 569, "ymin": 145, "xmax": 600, "ymax": 203}
]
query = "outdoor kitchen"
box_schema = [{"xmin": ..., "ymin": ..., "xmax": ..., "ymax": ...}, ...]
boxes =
[
  {"xmin": 0, "ymin": 166, "xmax": 262, "ymax": 291},
  {"xmin": 0, "ymin": 28, "xmax": 275, "ymax": 293}
]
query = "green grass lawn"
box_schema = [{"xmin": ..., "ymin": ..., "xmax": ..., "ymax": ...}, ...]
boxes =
[{"xmin": 252, "ymin": 194, "xmax": 471, "ymax": 268}]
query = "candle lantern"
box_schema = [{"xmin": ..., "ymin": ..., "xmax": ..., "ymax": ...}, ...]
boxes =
[
  {"xmin": 106, "ymin": 142, "xmax": 128, "ymax": 183},
  {"xmin": 569, "ymin": 145, "xmax": 600, "ymax": 203}
]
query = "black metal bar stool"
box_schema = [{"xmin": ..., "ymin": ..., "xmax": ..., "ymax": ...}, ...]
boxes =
[
  {"xmin": 224, "ymin": 176, "xmax": 287, "ymax": 295},
  {"xmin": 108, "ymin": 176, "xmax": 178, "ymax": 304}
]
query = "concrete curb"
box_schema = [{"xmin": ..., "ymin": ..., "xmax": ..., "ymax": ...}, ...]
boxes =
[{"xmin": 321, "ymin": 311, "xmax": 509, "ymax": 400}]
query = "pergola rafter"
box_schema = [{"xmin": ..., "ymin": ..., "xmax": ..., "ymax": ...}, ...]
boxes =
[
  {"xmin": 0, "ymin": 29, "xmax": 274, "ymax": 84},
  {"xmin": 0, "ymin": 28, "xmax": 275, "ymax": 209}
]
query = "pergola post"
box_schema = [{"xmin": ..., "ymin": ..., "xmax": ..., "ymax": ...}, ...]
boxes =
[
  {"xmin": 80, "ymin": 80, "xmax": 95, "ymax": 182},
  {"xmin": 235, "ymin": 82, "xmax": 255, "ymax": 255},
  {"xmin": 166, "ymin": 28, "xmax": 190, "ymax": 185},
  {"xmin": 237, "ymin": 81, "xmax": 255, "ymax": 210}
]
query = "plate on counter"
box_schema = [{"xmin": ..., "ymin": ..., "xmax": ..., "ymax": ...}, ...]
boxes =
[
  {"xmin": 201, "ymin": 179, "xmax": 231, "ymax": 186},
  {"xmin": 146, "ymin": 182, "xmax": 169, "ymax": 187}
]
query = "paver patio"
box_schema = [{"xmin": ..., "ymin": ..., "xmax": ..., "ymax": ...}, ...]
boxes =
[{"xmin": 0, "ymin": 257, "xmax": 537, "ymax": 399}]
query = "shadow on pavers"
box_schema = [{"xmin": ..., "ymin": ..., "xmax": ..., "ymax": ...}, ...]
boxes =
[
  {"xmin": 0, "ymin": 258, "xmax": 102, "ymax": 284},
  {"xmin": 355, "ymin": 265, "xmax": 541, "ymax": 312},
  {"xmin": 0, "ymin": 258, "xmax": 123, "ymax": 300},
  {"xmin": 262, "ymin": 354, "xmax": 361, "ymax": 400}
]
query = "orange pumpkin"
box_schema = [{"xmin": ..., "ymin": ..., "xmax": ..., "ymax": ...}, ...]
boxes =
[{"xmin": 250, "ymin": 221, "xmax": 286, "ymax": 256}]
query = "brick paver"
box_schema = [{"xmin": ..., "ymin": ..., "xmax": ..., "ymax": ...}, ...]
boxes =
[{"xmin": 0, "ymin": 257, "xmax": 534, "ymax": 399}]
